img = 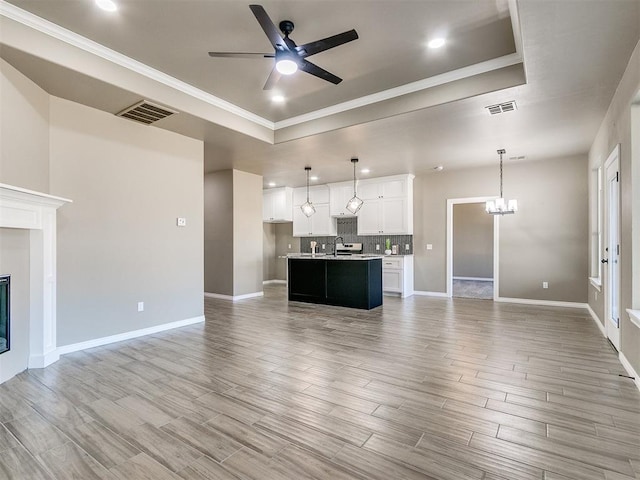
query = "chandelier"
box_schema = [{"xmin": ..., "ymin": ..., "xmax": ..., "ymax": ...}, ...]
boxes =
[
  {"xmin": 486, "ymin": 149, "xmax": 518, "ymax": 215},
  {"xmin": 346, "ymin": 157, "xmax": 364, "ymax": 214},
  {"xmin": 300, "ymin": 166, "xmax": 316, "ymax": 217}
]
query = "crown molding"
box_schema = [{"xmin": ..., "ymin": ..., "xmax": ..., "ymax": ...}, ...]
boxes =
[{"xmin": 0, "ymin": 1, "xmax": 274, "ymax": 130}]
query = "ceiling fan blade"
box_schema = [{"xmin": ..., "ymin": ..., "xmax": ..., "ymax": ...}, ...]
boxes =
[
  {"xmin": 296, "ymin": 29, "xmax": 359, "ymax": 58},
  {"xmin": 263, "ymin": 67, "xmax": 282, "ymax": 90},
  {"xmin": 208, "ymin": 52, "xmax": 274, "ymax": 58},
  {"xmin": 299, "ymin": 60, "xmax": 342, "ymax": 84},
  {"xmin": 249, "ymin": 4, "xmax": 287, "ymax": 51}
]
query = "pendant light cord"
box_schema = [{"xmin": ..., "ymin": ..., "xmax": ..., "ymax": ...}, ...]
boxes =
[
  {"xmin": 305, "ymin": 167, "xmax": 311, "ymax": 203},
  {"xmin": 499, "ymin": 152, "xmax": 504, "ymax": 198},
  {"xmin": 353, "ymin": 160, "xmax": 357, "ymax": 196}
]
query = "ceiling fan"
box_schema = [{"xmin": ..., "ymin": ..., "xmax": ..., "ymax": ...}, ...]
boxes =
[{"xmin": 208, "ymin": 4, "xmax": 358, "ymax": 90}]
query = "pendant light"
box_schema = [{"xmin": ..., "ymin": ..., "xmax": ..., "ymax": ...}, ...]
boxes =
[
  {"xmin": 346, "ymin": 157, "xmax": 364, "ymax": 214},
  {"xmin": 486, "ymin": 149, "xmax": 518, "ymax": 215},
  {"xmin": 300, "ymin": 166, "xmax": 316, "ymax": 217}
]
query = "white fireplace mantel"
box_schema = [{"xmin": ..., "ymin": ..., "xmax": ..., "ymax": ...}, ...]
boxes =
[{"xmin": 0, "ymin": 183, "xmax": 71, "ymax": 373}]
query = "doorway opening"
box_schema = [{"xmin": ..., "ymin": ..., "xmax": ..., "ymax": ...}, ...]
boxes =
[{"xmin": 446, "ymin": 197, "xmax": 499, "ymax": 300}]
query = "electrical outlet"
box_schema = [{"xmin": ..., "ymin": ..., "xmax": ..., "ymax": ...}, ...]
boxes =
[
  {"xmin": 542, "ymin": 282, "xmax": 548, "ymax": 289},
  {"xmin": 288, "ymin": 244, "xmax": 291, "ymax": 249},
  {"xmin": 137, "ymin": 301, "xmax": 144, "ymax": 312},
  {"xmin": 426, "ymin": 244, "xmax": 433, "ymax": 250},
  {"xmin": 177, "ymin": 217, "xmax": 186, "ymax": 227},
  {"xmin": 376, "ymin": 244, "xmax": 380, "ymax": 250},
  {"xmin": 322, "ymin": 244, "xmax": 325, "ymax": 250},
  {"xmin": 405, "ymin": 244, "xmax": 410, "ymax": 251}
]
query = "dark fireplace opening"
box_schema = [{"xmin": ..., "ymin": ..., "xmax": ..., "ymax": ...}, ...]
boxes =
[{"xmin": 0, "ymin": 275, "xmax": 9, "ymax": 355}]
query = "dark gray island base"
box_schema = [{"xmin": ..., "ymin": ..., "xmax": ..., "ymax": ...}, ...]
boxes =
[{"xmin": 287, "ymin": 256, "xmax": 383, "ymax": 310}]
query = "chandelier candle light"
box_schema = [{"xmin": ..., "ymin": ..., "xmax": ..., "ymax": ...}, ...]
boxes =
[
  {"xmin": 486, "ymin": 149, "xmax": 518, "ymax": 215},
  {"xmin": 300, "ymin": 166, "xmax": 316, "ymax": 217},
  {"xmin": 346, "ymin": 157, "xmax": 364, "ymax": 214}
]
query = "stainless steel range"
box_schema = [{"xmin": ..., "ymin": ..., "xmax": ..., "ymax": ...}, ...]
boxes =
[{"xmin": 335, "ymin": 242, "xmax": 363, "ymax": 256}]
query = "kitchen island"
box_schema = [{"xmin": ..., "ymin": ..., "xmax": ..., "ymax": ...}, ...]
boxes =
[{"xmin": 287, "ymin": 255, "xmax": 383, "ymax": 310}]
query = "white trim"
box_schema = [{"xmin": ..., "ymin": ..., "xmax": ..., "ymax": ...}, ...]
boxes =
[
  {"xmin": 57, "ymin": 315, "xmax": 205, "ymax": 356},
  {"xmin": 626, "ymin": 309, "xmax": 640, "ymax": 329},
  {"xmin": 446, "ymin": 197, "xmax": 499, "ymax": 300},
  {"xmin": 589, "ymin": 276, "xmax": 602, "ymax": 291},
  {"xmin": 413, "ymin": 290, "xmax": 449, "ymax": 298},
  {"xmin": 453, "ymin": 276, "xmax": 494, "ymax": 282},
  {"xmin": 619, "ymin": 352, "xmax": 640, "ymax": 392},
  {"xmin": 587, "ymin": 304, "xmax": 606, "ymax": 336},
  {"xmin": 204, "ymin": 291, "xmax": 264, "ymax": 301},
  {"xmin": 275, "ymin": 52, "xmax": 523, "ymax": 129},
  {"xmin": 263, "ymin": 279, "xmax": 286, "ymax": 285},
  {"xmin": 0, "ymin": 2, "xmax": 273, "ymax": 130},
  {"xmin": 495, "ymin": 297, "xmax": 588, "ymax": 309},
  {"xmin": 0, "ymin": 1, "xmax": 525, "ymax": 135}
]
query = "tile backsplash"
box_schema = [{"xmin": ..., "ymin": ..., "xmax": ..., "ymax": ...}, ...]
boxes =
[{"xmin": 300, "ymin": 217, "xmax": 413, "ymax": 255}]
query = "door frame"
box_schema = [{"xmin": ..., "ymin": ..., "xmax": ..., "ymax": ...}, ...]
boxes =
[
  {"xmin": 603, "ymin": 144, "xmax": 621, "ymax": 350},
  {"xmin": 446, "ymin": 197, "xmax": 499, "ymax": 300}
]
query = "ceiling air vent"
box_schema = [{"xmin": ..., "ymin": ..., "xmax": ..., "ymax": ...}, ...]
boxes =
[
  {"xmin": 486, "ymin": 101, "xmax": 517, "ymax": 115},
  {"xmin": 116, "ymin": 100, "xmax": 177, "ymax": 125}
]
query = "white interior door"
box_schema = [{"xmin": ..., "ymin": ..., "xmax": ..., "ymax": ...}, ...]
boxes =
[{"xmin": 604, "ymin": 146, "xmax": 621, "ymax": 351}]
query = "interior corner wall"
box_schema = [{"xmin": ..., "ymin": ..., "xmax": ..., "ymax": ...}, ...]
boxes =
[
  {"xmin": 233, "ymin": 170, "xmax": 263, "ymax": 296},
  {"xmin": 49, "ymin": 96, "xmax": 204, "ymax": 346},
  {"xmin": 0, "ymin": 59, "xmax": 49, "ymax": 192},
  {"xmin": 588, "ymin": 37, "xmax": 640, "ymax": 376},
  {"xmin": 263, "ymin": 223, "xmax": 276, "ymax": 281},
  {"xmin": 204, "ymin": 170, "xmax": 234, "ymax": 296},
  {"xmin": 414, "ymin": 155, "xmax": 588, "ymax": 302},
  {"xmin": 275, "ymin": 223, "xmax": 297, "ymax": 281}
]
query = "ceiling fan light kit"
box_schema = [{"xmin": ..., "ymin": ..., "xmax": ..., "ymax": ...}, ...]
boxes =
[
  {"xmin": 301, "ymin": 166, "xmax": 316, "ymax": 217},
  {"xmin": 346, "ymin": 157, "xmax": 364, "ymax": 214},
  {"xmin": 486, "ymin": 149, "xmax": 518, "ymax": 215},
  {"xmin": 208, "ymin": 4, "xmax": 358, "ymax": 90}
]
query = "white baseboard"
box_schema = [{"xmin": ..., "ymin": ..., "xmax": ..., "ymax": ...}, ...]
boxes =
[
  {"xmin": 28, "ymin": 349, "xmax": 60, "ymax": 369},
  {"xmin": 413, "ymin": 290, "xmax": 449, "ymax": 298},
  {"xmin": 57, "ymin": 315, "xmax": 205, "ymax": 356},
  {"xmin": 263, "ymin": 280, "xmax": 286, "ymax": 285},
  {"xmin": 496, "ymin": 297, "xmax": 588, "ymax": 309},
  {"xmin": 587, "ymin": 304, "xmax": 606, "ymax": 336},
  {"xmin": 204, "ymin": 291, "xmax": 264, "ymax": 301},
  {"xmin": 619, "ymin": 352, "xmax": 640, "ymax": 392},
  {"xmin": 453, "ymin": 276, "xmax": 494, "ymax": 282}
]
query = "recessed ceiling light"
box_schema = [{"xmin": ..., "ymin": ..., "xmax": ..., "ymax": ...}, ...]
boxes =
[
  {"xmin": 361, "ymin": 168, "xmax": 370, "ymax": 174},
  {"xmin": 271, "ymin": 94, "xmax": 285, "ymax": 103},
  {"xmin": 310, "ymin": 176, "xmax": 319, "ymax": 181},
  {"xmin": 427, "ymin": 38, "xmax": 446, "ymax": 49},
  {"xmin": 95, "ymin": 0, "xmax": 117, "ymax": 12},
  {"xmin": 267, "ymin": 182, "xmax": 276, "ymax": 187}
]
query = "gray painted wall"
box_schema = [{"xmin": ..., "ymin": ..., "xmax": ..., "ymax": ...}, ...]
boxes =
[
  {"xmin": 588, "ymin": 38, "xmax": 640, "ymax": 376},
  {"xmin": 263, "ymin": 223, "xmax": 276, "ymax": 281},
  {"xmin": 414, "ymin": 155, "xmax": 588, "ymax": 302},
  {"xmin": 49, "ymin": 97, "xmax": 204, "ymax": 346},
  {"xmin": 233, "ymin": 170, "xmax": 263, "ymax": 296},
  {"xmin": 275, "ymin": 223, "xmax": 298, "ymax": 280},
  {"xmin": 453, "ymin": 203, "xmax": 493, "ymax": 278},
  {"xmin": 204, "ymin": 170, "xmax": 234, "ymax": 296},
  {"xmin": 0, "ymin": 59, "xmax": 49, "ymax": 192},
  {"xmin": 0, "ymin": 229, "xmax": 30, "ymax": 381}
]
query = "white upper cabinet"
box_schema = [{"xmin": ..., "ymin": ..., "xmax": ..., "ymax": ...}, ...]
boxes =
[
  {"xmin": 292, "ymin": 185, "xmax": 335, "ymax": 237},
  {"xmin": 263, "ymin": 187, "xmax": 293, "ymax": 222},
  {"xmin": 356, "ymin": 175, "xmax": 414, "ymax": 235},
  {"xmin": 329, "ymin": 181, "xmax": 358, "ymax": 217}
]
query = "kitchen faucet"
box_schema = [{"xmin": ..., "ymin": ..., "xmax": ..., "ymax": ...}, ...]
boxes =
[{"xmin": 334, "ymin": 236, "xmax": 344, "ymax": 256}]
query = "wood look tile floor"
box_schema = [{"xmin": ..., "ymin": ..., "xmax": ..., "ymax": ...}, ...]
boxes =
[{"xmin": 1, "ymin": 285, "xmax": 639, "ymax": 479}]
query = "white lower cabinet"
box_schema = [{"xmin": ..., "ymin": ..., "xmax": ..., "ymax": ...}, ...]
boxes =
[{"xmin": 382, "ymin": 255, "xmax": 414, "ymax": 298}]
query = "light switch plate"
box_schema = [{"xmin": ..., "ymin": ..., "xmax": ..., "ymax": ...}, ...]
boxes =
[
  {"xmin": 177, "ymin": 217, "xmax": 186, "ymax": 227},
  {"xmin": 405, "ymin": 244, "xmax": 410, "ymax": 250},
  {"xmin": 137, "ymin": 301, "xmax": 144, "ymax": 312},
  {"xmin": 426, "ymin": 244, "xmax": 433, "ymax": 250}
]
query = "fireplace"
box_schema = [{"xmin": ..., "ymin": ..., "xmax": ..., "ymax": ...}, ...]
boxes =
[{"xmin": 0, "ymin": 275, "xmax": 8, "ymax": 355}]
